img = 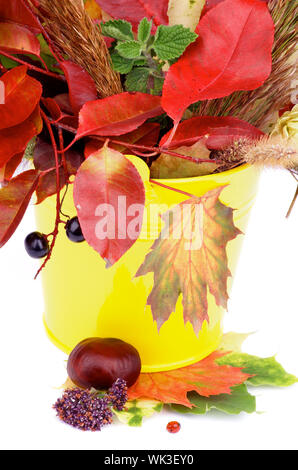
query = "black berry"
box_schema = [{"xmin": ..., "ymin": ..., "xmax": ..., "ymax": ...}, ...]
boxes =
[
  {"xmin": 65, "ymin": 217, "xmax": 85, "ymax": 243},
  {"xmin": 25, "ymin": 232, "xmax": 49, "ymax": 259}
]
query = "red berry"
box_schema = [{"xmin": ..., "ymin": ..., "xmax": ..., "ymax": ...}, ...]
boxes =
[{"xmin": 167, "ymin": 421, "xmax": 181, "ymax": 433}]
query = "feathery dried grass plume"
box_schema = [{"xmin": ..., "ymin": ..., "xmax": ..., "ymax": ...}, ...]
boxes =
[
  {"xmin": 195, "ymin": 0, "xmax": 298, "ymax": 129},
  {"xmin": 26, "ymin": 0, "xmax": 122, "ymax": 97},
  {"xmin": 244, "ymin": 136, "xmax": 298, "ymax": 169},
  {"xmin": 217, "ymin": 136, "xmax": 298, "ymax": 170}
]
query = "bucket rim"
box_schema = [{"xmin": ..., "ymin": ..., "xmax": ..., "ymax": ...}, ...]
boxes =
[{"xmin": 151, "ymin": 163, "xmax": 251, "ymax": 185}]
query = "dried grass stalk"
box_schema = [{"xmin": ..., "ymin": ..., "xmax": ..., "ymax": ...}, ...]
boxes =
[
  {"xmin": 27, "ymin": 0, "xmax": 122, "ymax": 97},
  {"xmin": 244, "ymin": 136, "xmax": 298, "ymax": 169},
  {"xmin": 217, "ymin": 136, "xmax": 298, "ymax": 170},
  {"xmin": 195, "ymin": 0, "xmax": 298, "ymax": 129}
]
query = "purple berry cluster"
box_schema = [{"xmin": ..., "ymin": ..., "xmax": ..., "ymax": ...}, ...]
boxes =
[
  {"xmin": 107, "ymin": 378, "xmax": 128, "ymax": 411},
  {"xmin": 53, "ymin": 378, "xmax": 128, "ymax": 431}
]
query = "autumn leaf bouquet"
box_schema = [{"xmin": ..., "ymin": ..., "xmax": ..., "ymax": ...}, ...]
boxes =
[{"xmin": 0, "ymin": 0, "xmax": 297, "ymax": 430}]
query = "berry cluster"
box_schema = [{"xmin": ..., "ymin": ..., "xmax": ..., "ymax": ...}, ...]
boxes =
[
  {"xmin": 107, "ymin": 378, "xmax": 128, "ymax": 411},
  {"xmin": 53, "ymin": 388, "xmax": 113, "ymax": 432},
  {"xmin": 53, "ymin": 378, "xmax": 128, "ymax": 431},
  {"xmin": 25, "ymin": 217, "xmax": 84, "ymax": 259}
]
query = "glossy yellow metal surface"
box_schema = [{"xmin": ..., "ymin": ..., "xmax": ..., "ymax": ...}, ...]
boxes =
[{"xmin": 35, "ymin": 158, "xmax": 259, "ymax": 372}]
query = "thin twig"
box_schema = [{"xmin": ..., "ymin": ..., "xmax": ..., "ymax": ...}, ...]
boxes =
[
  {"xmin": 150, "ymin": 179, "xmax": 196, "ymax": 198},
  {"xmin": 23, "ymin": 0, "xmax": 64, "ymax": 63},
  {"xmin": 0, "ymin": 50, "xmax": 65, "ymax": 81},
  {"xmin": 286, "ymin": 185, "xmax": 298, "ymax": 218},
  {"xmin": 35, "ymin": 111, "xmax": 63, "ymax": 279}
]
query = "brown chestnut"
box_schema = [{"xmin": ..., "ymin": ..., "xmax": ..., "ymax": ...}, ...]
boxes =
[{"xmin": 67, "ymin": 337, "xmax": 141, "ymax": 389}]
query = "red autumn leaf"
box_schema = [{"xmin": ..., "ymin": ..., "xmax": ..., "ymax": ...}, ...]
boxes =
[
  {"xmin": 73, "ymin": 144, "xmax": 146, "ymax": 265},
  {"xmin": 160, "ymin": 116, "xmax": 264, "ymax": 150},
  {"xmin": 53, "ymin": 94, "xmax": 74, "ymax": 116},
  {"xmin": 161, "ymin": 0, "xmax": 274, "ymax": 124},
  {"xmin": 136, "ymin": 187, "xmax": 241, "ymax": 333},
  {"xmin": 42, "ymin": 97, "xmax": 78, "ymax": 129},
  {"xmin": 0, "ymin": 22, "xmax": 40, "ymax": 57},
  {"xmin": 0, "ymin": 106, "xmax": 43, "ymax": 168},
  {"xmin": 60, "ymin": 61, "xmax": 98, "ymax": 115},
  {"xmin": 0, "ymin": 0, "xmax": 40, "ymax": 31},
  {"xmin": 33, "ymin": 138, "xmax": 83, "ymax": 204},
  {"xmin": 128, "ymin": 351, "xmax": 251, "ymax": 407},
  {"xmin": 0, "ymin": 66, "xmax": 42, "ymax": 131},
  {"xmin": 76, "ymin": 92, "xmax": 163, "ymax": 139},
  {"xmin": 202, "ymin": 0, "xmax": 225, "ymax": 15},
  {"xmin": 35, "ymin": 168, "xmax": 66, "ymax": 205},
  {"xmin": 41, "ymin": 97, "xmax": 62, "ymax": 121},
  {"xmin": 85, "ymin": 122, "xmax": 160, "ymax": 158},
  {"xmin": 96, "ymin": 0, "xmax": 168, "ymax": 31},
  {"xmin": 0, "ymin": 170, "xmax": 39, "ymax": 248},
  {"xmin": 4, "ymin": 152, "xmax": 24, "ymax": 181},
  {"xmin": 202, "ymin": 0, "xmax": 268, "ymax": 15}
]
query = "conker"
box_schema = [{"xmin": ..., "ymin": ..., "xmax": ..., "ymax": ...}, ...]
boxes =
[{"xmin": 67, "ymin": 337, "xmax": 141, "ymax": 389}]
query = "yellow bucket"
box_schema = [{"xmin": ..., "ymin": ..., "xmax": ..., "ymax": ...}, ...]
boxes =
[{"xmin": 35, "ymin": 160, "xmax": 259, "ymax": 372}]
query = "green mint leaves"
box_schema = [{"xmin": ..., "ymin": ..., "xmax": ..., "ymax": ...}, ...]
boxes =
[
  {"xmin": 101, "ymin": 19, "xmax": 134, "ymax": 42},
  {"xmin": 102, "ymin": 18, "xmax": 198, "ymax": 95},
  {"xmin": 153, "ymin": 25, "xmax": 197, "ymax": 61},
  {"xmin": 116, "ymin": 41, "xmax": 143, "ymax": 59},
  {"xmin": 138, "ymin": 18, "xmax": 152, "ymax": 43}
]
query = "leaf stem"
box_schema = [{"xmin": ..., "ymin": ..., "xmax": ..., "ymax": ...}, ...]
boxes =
[{"xmin": 0, "ymin": 50, "xmax": 65, "ymax": 81}]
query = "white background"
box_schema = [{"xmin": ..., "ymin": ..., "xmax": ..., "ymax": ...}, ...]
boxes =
[{"xmin": 0, "ymin": 168, "xmax": 297, "ymax": 451}]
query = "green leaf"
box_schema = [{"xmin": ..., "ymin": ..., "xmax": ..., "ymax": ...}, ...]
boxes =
[
  {"xmin": 133, "ymin": 57, "xmax": 148, "ymax": 66},
  {"xmin": 151, "ymin": 76, "xmax": 165, "ymax": 96},
  {"xmin": 101, "ymin": 19, "xmax": 134, "ymax": 41},
  {"xmin": 37, "ymin": 35, "xmax": 62, "ymax": 74},
  {"xmin": 171, "ymin": 385, "xmax": 256, "ymax": 415},
  {"xmin": 217, "ymin": 353, "xmax": 298, "ymax": 387},
  {"xmin": 125, "ymin": 67, "xmax": 150, "ymax": 93},
  {"xmin": 153, "ymin": 25, "xmax": 197, "ymax": 61},
  {"xmin": 111, "ymin": 52, "xmax": 134, "ymax": 74},
  {"xmin": 0, "ymin": 54, "xmax": 18, "ymax": 69},
  {"xmin": 24, "ymin": 137, "xmax": 37, "ymax": 160},
  {"xmin": 138, "ymin": 18, "xmax": 152, "ymax": 43},
  {"xmin": 114, "ymin": 400, "xmax": 163, "ymax": 427},
  {"xmin": 116, "ymin": 41, "xmax": 143, "ymax": 59}
]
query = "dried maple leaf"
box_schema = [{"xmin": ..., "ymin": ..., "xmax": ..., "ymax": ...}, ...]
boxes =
[
  {"xmin": 136, "ymin": 187, "xmax": 241, "ymax": 333},
  {"xmin": 150, "ymin": 139, "xmax": 219, "ymax": 178},
  {"xmin": 128, "ymin": 351, "xmax": 251, "ymax": 407}
]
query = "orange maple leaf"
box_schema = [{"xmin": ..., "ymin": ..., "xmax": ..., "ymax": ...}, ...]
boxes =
[{"xmin": 128, "ymin": 351, "xmax": 251, "ymax": 408}]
